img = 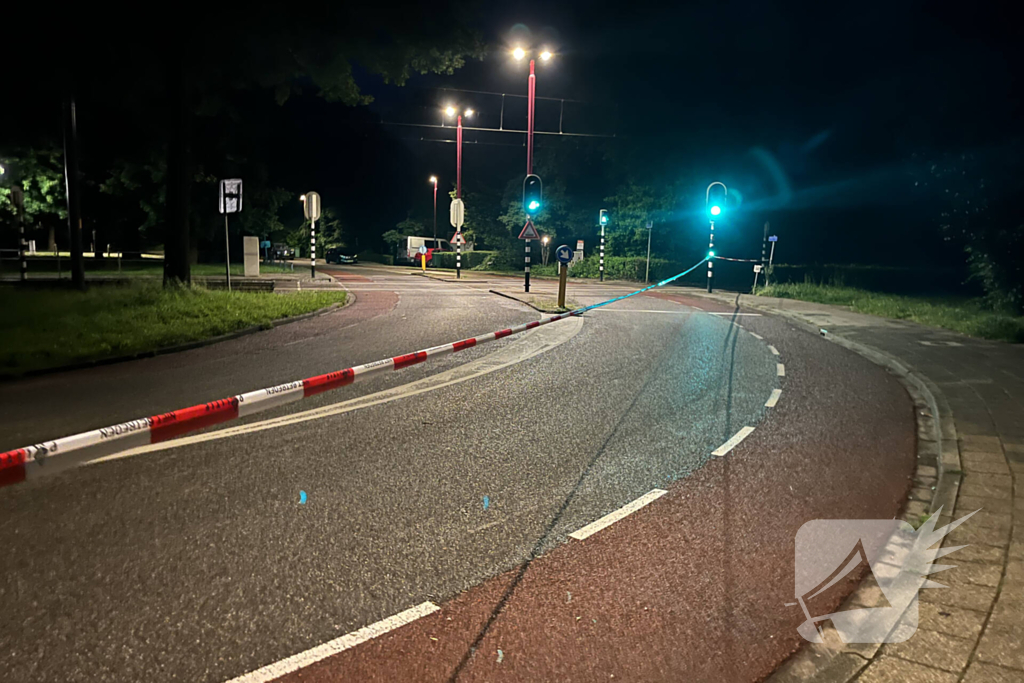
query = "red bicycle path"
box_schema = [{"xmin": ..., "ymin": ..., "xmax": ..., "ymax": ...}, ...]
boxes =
[{"xmin": 257, "ymin": 292, "xmax": 917, "ymax": 683}]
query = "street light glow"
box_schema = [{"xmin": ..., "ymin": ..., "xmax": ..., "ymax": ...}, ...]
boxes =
[
  {"xmin": 512, "ymin": 47, "xmax": 526, "ymax": 60},
  {"xmin": 464, "ymin": 108, "xmax": 474, "ymax": 117},
  {"xmin": 445, "ymin": 106, "xmax": 456, "ymax": 117},
  {"xmin": 710, "ymin": 205, "xmax": 721, "ymax": 216},
  {"xmin": 300, "ymin": 194, "xmax": 306, "ymax": 201},
  {"xmin": 429, "ymin": 176, "xmax": 437, "ymax": 184},
  {"xmin": 542, "ymin": 236, "xmax": 549, "ymax": 244},
  {"xmin": 540, "ymin": 50, "xmax": 552, "ymax": 61}
]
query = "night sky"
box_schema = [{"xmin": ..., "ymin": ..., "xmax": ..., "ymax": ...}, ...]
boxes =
[{"xmin": 2, "ymin": 0, "xmax": 1020, "ymax": 268}]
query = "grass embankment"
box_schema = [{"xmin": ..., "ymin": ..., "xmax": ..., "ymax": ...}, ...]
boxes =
[
  {"xmin": 0, "ymin": 284, "xmax": 345, "ymax": 376},
  {"xmin": 13, "ymin": 259, "xmax": 295, "ymax": 276},
  {"xmin": 757, "ymin": 283, "xmax": 1024, "ymax": 343}
]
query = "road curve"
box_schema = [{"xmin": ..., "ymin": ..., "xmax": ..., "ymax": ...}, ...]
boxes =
[{"xmin": 0, "ymin": 269, "xmax": 915, "ymax": 683}]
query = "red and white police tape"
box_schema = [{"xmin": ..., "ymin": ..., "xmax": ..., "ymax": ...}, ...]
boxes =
[{"xmin": 0, "ymin": 258, "xmax": 707, "ymax": 489}]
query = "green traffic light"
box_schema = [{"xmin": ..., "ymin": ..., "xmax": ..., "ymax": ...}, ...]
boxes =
[
  {"xmin": 710, "ymin": 205, "xmax": 721, "ymax": 216},
  {"xmin": 708, "ymin": 250, "xmax": 715, "ymax": 258},
  {"xmin": 528, "ymin": 200, "xmax": 540, "ymax": 211}
]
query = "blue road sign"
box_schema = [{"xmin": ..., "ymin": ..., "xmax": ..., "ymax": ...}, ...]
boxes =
[
  {"xmin": 555, "ymin": 244, "xmax": 573, "ymax": 265},
  {"xmin": 769, "ymin": 235, "xmax": 778, "ymax": 242},
  {"xmin": 260, "ymin": 240, "xmax": 271, "ymax": 249}
]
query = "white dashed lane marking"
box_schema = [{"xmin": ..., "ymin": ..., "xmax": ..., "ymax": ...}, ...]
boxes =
[
  {"xmin": 768, "ymin": 345, "xmax": 780, "ymax": 356},
  {"xmin": 569, "ymin": 489, "xmax": 668, "ymax": 541},
  {"xmin": 765, "ymin": 389, "xmax": 782, "ymax": 408},
  {"xmin": 225, "ymin": 602, "xmax": 440, "ymax": 683},
  {"xmin": 749, "ymin": 332, "xmax": 764, "ymax": 340},
  {"xmin": 712, "ymin": 426, "xmax": 756, "ymax": 457},
  {"xmin": 777, "ymin": 363, "xmax": 786, "ymax": 377}
]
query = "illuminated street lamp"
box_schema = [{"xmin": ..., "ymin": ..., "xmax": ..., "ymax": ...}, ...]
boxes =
[
  {"xmin": 540, "ymin": 50, "xmax": 553, "ymax": 61},
  {"xmin": 512, "ymin": 46, "xmax": 526, "ymax": 61},
  {"xmin": 541, "ymin": 235, "xmax": 550, "ymax": 266}
]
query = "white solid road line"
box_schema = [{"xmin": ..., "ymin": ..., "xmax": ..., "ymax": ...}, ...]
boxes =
[
  {"xmin": 569, "ymin": 489, "xmax": 668, "ymax": 541},
  {"xmin": 712, "ymin": 426, "xmax": 756, "ymax": 457},
  {"xmin": 749, "ymin": 332, "xmax": 764, "ymax": 340},
  {"xmin": 768, "ymin": 345, "xmax": 780, "ymax": 355},
  {"xmin": 224, "ymin": 602, "xmax": 440, "ymax": 683},
  {"xmin": 765, "ymin": 389, "xmax": 783, "ymax": 408},
  {"xmin": 777, "ymin": 363, "xmax": 786, "ymax": 377}
]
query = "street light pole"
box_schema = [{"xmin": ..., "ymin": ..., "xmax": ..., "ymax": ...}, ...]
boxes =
[
  {"xmin": 457, "ymin": 115, "xmax": 463, "ymax": 200},
  {"xmin": 524, "ymin": 58, "xmax": 536, "ymax": 293},
  {"xmin": 432, "ymin": 177, "xmax": 438, "ymax": 239}
]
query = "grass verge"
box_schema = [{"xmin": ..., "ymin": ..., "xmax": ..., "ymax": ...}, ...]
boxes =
[
  {"xmin": 757, "ymin": 283, "xmax": 1024, "ymax": 343},
  {"xmin": 0, "ymin": 283, "xmax": 346, "ymax": 376}
]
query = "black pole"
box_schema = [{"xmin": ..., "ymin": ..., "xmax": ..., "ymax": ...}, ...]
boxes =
[
  {"xmin": 12, "ymin": 186, "xmax": 27, "ymax": 282},
  {"xmin": 524, "ymin": 234, "xmax": 531, "ymax": 293},
  {"xmin": 707, "ymin": 220, "xmax": 714, "ymax": 293},
  {"xmin": 599, "ymin": 224, "xmax": 605, "ymax": 282},
  {"xmin": 62, "ymin": 97, "xmax": 85, "ymax": 290},
  {"xmin": 164, "ymin": 58, "xmax": 193, "ymax": 286}
]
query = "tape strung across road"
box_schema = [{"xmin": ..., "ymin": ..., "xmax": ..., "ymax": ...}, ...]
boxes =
[{"xmin": 0, "ymin": 258, "xmax": 707, "ymax": 488}]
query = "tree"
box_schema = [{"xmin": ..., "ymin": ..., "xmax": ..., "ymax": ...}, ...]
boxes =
[
  {"xmin": 382, "ymin": 216, "xmax": 426, "ymax": 251},
  {"xmin": 159, "ymin": 9, "xmax": 485, "ymax": 286},
  {"xmin": 915, "ymin": 144, "xmax": 1024, "ymax": 313},
  {"xmin": 0, "ymin": 149, "xmax": 67, "ymax": 250}
]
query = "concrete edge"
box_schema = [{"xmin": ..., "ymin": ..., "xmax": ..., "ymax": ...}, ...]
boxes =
[
  {"xmin": 0, "ymin": 293, "xmax": 354, "ymax": 383},
  {"xmin": 676, "ymin": 292, "xmax": 961, "ymax": 683},
  {"xmin": 486, "ymin": 289, "xmax": 551, "ymax": 314}
]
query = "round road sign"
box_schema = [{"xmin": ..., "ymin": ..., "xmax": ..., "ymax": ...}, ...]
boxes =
[
  {"xmin": 555, "ymin": 244, "xmax": 573, "ymax": 265},
  {"xmin": 418, "ymin": 245, "xmax": 428, "ymax": 255}
]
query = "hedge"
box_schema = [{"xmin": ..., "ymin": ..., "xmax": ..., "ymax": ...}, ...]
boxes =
[{"xmin": 430, "ymin": 251, "xmax": 496, "ymax": 270}]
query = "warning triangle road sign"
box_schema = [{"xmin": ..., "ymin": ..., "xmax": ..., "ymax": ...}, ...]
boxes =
[{"xmin": 518, "ymin": 221, "xmax": 540, "ymax": 240}]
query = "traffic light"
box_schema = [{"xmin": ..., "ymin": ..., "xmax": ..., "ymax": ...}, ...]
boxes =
[
  {"xmin": 523, "ymin": 174, "xmax": 542, "ymax": 216},
  {"xmin": 599, "ymin": 209, "xmax": 609, "ymax": 226},
  {"xmin": 706, "ymin": 182, "xmax": 727, "ymax": 219}
]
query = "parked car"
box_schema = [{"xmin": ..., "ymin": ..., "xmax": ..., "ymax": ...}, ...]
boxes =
[
  {"xmin": 395, "ymin": 236, "xmax": 453, "ymax": 265},
  {"xmin": 272, "ymin": 243, "xmax": 295, "ymax": 260},
  {"xmin": 326, "ymin": 248, "xmax": 357, "ymax": 264}
]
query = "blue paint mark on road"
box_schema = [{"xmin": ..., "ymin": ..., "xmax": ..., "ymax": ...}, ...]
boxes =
[
  {"xmin": 482, "ymin": 496, "xmax": 490, "ymax": 510},
  {"xmin": 299, "ymin": 490, "xmax": 307, "ymax": 505}
]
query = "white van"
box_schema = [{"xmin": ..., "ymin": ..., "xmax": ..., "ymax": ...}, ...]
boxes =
[{"xmin": 397, "ymin": 236, "xmax": 453, "ymax": 265}]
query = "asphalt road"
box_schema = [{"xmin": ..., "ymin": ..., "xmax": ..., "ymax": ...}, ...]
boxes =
[{"xmin": 0, "ymin": 266, "xmax": 915, "ymax": 682}]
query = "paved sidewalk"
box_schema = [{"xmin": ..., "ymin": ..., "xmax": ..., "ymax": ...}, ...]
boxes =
[{"xmin": 679, "ymin": 288, "xmax": 1024, "ymax": 683}]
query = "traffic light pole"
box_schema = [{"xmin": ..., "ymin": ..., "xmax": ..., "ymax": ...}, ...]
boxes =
[
  {"xmin": 707, "ymin": 220, "xmax": 714, "ymax": 293},
  {"xmin": 599, "ymin": 223, "xmax": 605, "ymax": 282},
  {"xmin": 310, "ymin": 218, "xmax": 316, "ymax": 279}
]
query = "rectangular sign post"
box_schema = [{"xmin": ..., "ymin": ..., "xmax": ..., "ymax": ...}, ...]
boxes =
[
  {"xmin": 767, "ymin": 235, "xmax": 778, "ymax": 285},
  {"xmin": 304, "ymin": 192, "xmax": 321, "ymax": 278},
  {"xmin": 218, "ymin": 179, "xmax": 243, "ymax": 291}
]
